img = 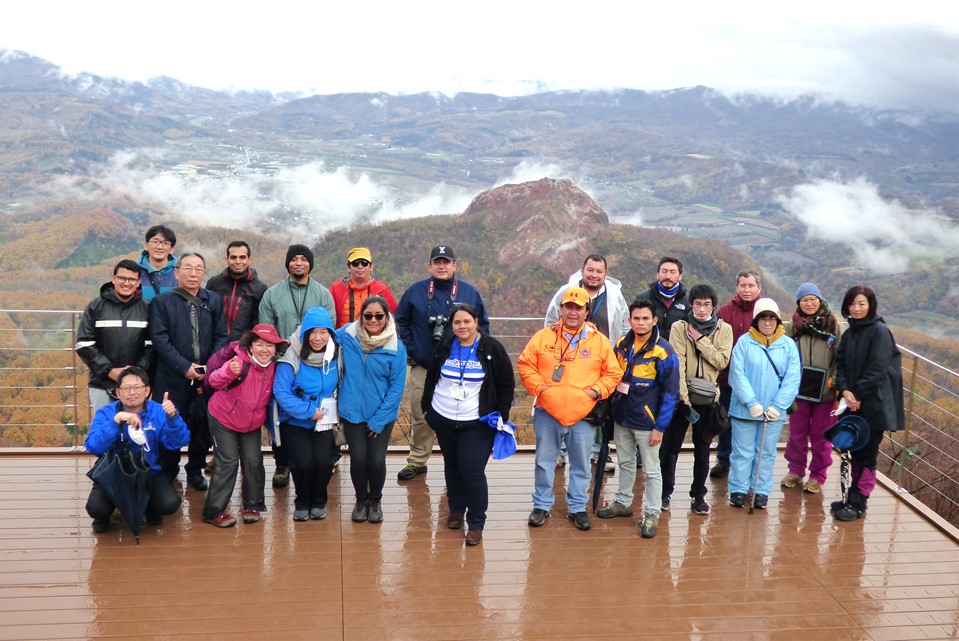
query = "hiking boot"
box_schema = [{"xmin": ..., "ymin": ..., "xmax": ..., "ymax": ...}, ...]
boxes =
[
  {"xmin": 803, "ymin": 479, "xmax": 822, "ymax": 494},
  {"xmin": 242, "ymin": 509, "xmax": 260, "ymax": 524},
  {"xmin": 729, "ymin": 492, "xmax": 747, "ymax": 508},
  {"xmin": 367, "ymin": 501, "xmax": 383, "ymax": 523},
  {"xmin": 780, "ymin": 474, "xmax": 802, "ymax": 489},
  {"xmin": 568, "ymin": 511, "xmax": 591, "ymax": 531},
  {"xmin": 661, "ymin": 496, "xmax": 671, "ymax": 512},
  {"xmin": 187, "ymin": 473, "xmax": 208, "ymax": 491},
  {"xmin": 835, "ymin": 504, "xmax": 866, "ymax": 522},
  {"xmin": 447, "ymin": 512, "xmax": 465, "ymax": 530},
  {"xmin": 596, "ymin": 501, "xmax": 633, "ymax": 519},
  {"xmin": 397, "ymin": 464, "xmax": 427, "ymax": 480},
  {"xmin": 351, "ymin": 500, "xmax": 369, "ymax": 522},
  {"xmin": 527, "ymin": 508, "xmax": 549, "ymax": 527},
  {"xmin": 640, "ymin": 513, "xmax": 659, "ymax": 538},
  {"xmin": 465, "ymin": 529, "xmax": 483, "ymax": 546},
  {"xmin": 709, "ymin": 461, "xmax": 730, "ymax": 478},
  {"xmin": 309, "ymin": 507, "xmax": 327, "ymax": 520},
  {"xmin": 205, "ymin": 512, "xmax": 237, "ymax": 528},
  {"xmin": 272, "ymin": 466, "xmax": 290, "ymax": 488},
  {"xmin": 752, "ymin": 494, "xmax": 768, "ymax": 509},
  {"xmin": 292, "ymin": 509, "xmax": 309, "ymax": 522},
  {"xmin": 91, "ymin": 518, "xmax": 110, "ymax": 533},
  {"xmin": 691, "ymin": 497, "xmax": 710, "ymax": 515}
]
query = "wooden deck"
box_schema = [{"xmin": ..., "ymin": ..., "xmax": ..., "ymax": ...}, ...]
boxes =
[{"xmin": 1, "ymin": 451, "xmax": 958, "ymax": 641}]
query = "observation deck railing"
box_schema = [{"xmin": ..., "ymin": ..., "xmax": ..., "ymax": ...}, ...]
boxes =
[{"xmin": 1, "ymin": 309, "xmax": 956, "ymax": 526}]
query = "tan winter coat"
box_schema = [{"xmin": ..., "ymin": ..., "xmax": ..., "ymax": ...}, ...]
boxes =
[{"xmin": 669, "ymin": 319, "xmax": 733, "ymax": 404}]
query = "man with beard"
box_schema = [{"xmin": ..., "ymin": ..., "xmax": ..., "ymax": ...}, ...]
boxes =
[
  {"xmin": 633, "ymin": 256, "xmax": 689, "ymax": 336},
  {"xmin": 205, "ymin": 241, "xmax": 268, "ymax": 341},
  {"xmin": 709, "ymin": 269, "xmax": 763, "ymax": 478}
]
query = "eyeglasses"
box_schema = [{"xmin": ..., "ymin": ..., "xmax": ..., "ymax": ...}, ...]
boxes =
[
  {"xmin": 177, "ymin": 267, "xmax": 206, "ymax": 275},
  {"xmin": 117, "ymin": 384, "xmax": 146, "ymax": 393},
  {"xmin": 363, "ymin": 313, "xmax": 386, "ymax": 321},
  {"xmin": 147, "ymin": 239, "xmax": 172, "ymax": 247},
  {"xmin": 757, "ymin": 314, "xmax": 779, "ymax": 322},
  {"xmin": 350, "ymin": 259, "xmax": 371, "ymax": 268},
  {"xmin": 114, "ymin": 276, "xmax": 139, "ymax": 284},
  {"xmin": 692, "ymin": 301, "xmax": 713, "ymax": 309}
]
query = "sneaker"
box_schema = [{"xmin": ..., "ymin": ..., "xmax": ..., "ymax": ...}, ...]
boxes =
[
  {"xmin": 272, "ymin": 466, "xmax": 290, "ymax": 488},
  {"xmin": 709, "ymin": 461, "xmax": 730, "ymax": 478},
  {"xmin": 351, "ymin": 500, "xmax": 369, "ymax": 523},
  {"xmin": 781, "ymin": 474, "xmax": 802, "ymax": 489},
  {"xmin": 397, "ymin": 464, "xmax": 427, "ymax": 480},
  {"xmin": 528, "ymin": 508, "xmax": 549, "ymax": 527},
  {"xmin": 187, "ymin": 473, "xmax": 208, "ymax": 491},
  {"xmin": 242, "ymin": 509, "xmax": 260, "ymax": 524},
  {"xmin": 752, "ymin": 494, "xmax": 768, "ymax": 509},
  {"xmin": 729, "ymin": 492, "xmax": 747, "ymax": 508},
  {"xmin": 292, "ymin": 509, "xmax": 309, "ymax": 522},
  {"xmin": 640, "ymin": 513, "xmax": 659, "ymax": 538},
  {"xmin": 447, "ymin": 512, "xmax": 465, "ymax": 530},
  {"xmin": 567, "ymin": 511, "xmax": 591, "ymax": 531},
  {"xmin": 91, "ymin": 518, "xmax": 110, "ymax": 533},
  {"xmin": 310, "ymin": 507, "xmax": 327, "ymax": 520},
  {"xmin": 205, "ymin": 512, "xmax": 237, "ymax": 528},
  {"xmin": 596, "ymin": 501, "xmax": 633, "ymax": 519},
  {"xmin": 367, "ymin": 501, "xmax": 383, "ymax": 523},
  {"xmin": 803, "ymin": 479, "xmax": 822, "ymax": 494},
  {"xmin": 661, "ymin": 496, "xmax": 671, "ymax": 512},
  {"xmin": 834, "ymin": 504, "xmax": 866, "ymax": 522},
  {"xmin": 691, "ymin": 497, "xmax": 710, "ymax": 515},
  {"xmin": 605, "ymin": 456, "xmax": 616, "ymax": 473}
]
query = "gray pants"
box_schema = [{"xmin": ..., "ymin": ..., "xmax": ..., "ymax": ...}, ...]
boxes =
[{"xmin": 203, "ymin": 414, "xmax": 265, "ymax": 519}]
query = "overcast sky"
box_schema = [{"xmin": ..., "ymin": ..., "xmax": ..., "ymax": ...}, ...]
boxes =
[{"xmin": 2, "ymin": 2, "xmax": 958, "ymax": 113}]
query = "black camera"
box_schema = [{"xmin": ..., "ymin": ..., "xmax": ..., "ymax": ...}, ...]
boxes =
[{"xmin": 428, "ymin": 314, "xmax": 447, "ymax": 341}]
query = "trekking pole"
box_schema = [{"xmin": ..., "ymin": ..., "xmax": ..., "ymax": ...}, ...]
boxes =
[{"xmin": 748, "ymin": 419, "xmax": 768, "ymax": 515}]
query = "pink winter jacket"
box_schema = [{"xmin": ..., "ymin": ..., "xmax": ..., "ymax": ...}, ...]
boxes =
[{"xmin": 206, "ymin": 344, "xmax": 276, "ymax": 433}]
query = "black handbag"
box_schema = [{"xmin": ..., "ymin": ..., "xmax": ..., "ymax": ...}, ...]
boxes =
[
  {"xmin": 702, "ymin": 402, "xmax": 730, "ymax": 439},
  {"xmin": 582, "ymin": 397, "xmax": 611, "ymax": 426}
]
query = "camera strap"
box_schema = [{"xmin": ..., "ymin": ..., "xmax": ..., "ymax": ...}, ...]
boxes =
[{"xmin": 427, "ymin": 278, "xmax": 458, "ymax": 302}]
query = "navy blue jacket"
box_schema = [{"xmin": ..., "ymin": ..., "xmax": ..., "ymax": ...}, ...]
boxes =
[
  {"xmin": 148, "ymin": 287, "xmax": 228, "ymax": 408},
  {"xmin": 395, "ymin": 277, "xmax": 489, "ymax": 367}
]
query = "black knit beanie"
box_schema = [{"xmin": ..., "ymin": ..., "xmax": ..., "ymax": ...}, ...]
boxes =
[{"xmin": 285, "ymin": 244, "xmax": 314, "ymax": 273}]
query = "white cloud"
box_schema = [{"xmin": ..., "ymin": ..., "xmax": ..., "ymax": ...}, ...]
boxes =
[{"xmin": 777, "ymin": 177, "xmax": 959, "ymax": 274}]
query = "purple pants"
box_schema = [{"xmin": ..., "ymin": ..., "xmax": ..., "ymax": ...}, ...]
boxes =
[{"xmin": 785, "ymin": 400, "xmax": 835, "ymax": 483}]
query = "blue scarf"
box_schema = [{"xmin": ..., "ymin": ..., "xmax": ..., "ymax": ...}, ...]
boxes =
[{"xmin": 657, "ymin": 282, "xmax": 680, "ymax": 299}]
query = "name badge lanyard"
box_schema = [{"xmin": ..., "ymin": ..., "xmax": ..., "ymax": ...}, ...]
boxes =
[
  {"xmin": 587, "ymin": 290, "xmax": 606, "ymax": 323},
  {"xmin": 559, "ymin": 326, "xmax": 587, "ymax": 361}
]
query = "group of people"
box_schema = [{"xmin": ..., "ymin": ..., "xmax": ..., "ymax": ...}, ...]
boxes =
[{"xmin": 77, "ymin": 228, "xmax": 904, "ymax": 545}]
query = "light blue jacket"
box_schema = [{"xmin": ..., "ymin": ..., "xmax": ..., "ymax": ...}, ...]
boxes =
[
  {"xmin": 729, "ymin": 329, "xmax": 801, "ymax": 420},
  {"xmin": 273, "ymin": 307, "xmax": 339, "ymax": 430},
  {"xmin": 335, "ymin": 321, "xmax": 407, "ymax": 434}
]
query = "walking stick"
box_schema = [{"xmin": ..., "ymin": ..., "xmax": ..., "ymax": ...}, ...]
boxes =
[{"xmin": 748, "ymin": 419, "xmax": 768, "ymax": 514}]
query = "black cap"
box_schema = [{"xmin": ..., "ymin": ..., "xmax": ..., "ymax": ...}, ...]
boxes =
[
  {"xmin": 430, "ymin": 245, "xmax": 456, "ymax": 261},
  {"xmin": 285, "ymin": 244, "xmax": 314, "ymax": 273}
]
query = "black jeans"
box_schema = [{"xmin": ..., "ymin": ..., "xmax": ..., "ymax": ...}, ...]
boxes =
[
  {"xmin": 342, "ymin": 420, "xmax": 394, "ymax": 502},
  {"xmin": 280, "ymin": 423, "xmax": 335, "ymax": 511},
  {"xmin": 86, "ymin": 473, "xmax": 182, "ymax": 523},
  {"xmin": 427, "ymin": 412, "xmax": 495, "ymax": 530},
  {"xmin": 158, "ymin": 389, "xmax": 211, "ymax": 480},
  {"xmin": 660, "ymin": 404, "xmax": 712, "ymax": 500}
]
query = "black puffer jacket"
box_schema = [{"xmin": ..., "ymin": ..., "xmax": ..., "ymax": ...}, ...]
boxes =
[
  {"xmin": 75, "ymin": 283, "xmax": 153, "ymax": 390},
  {"xmin": 634, "ymin": 282, "xmax": 690, "ymax": 336},
  {"xmin": 835, "ymin": 316, "xmax": 904, "ymax": 432},
  {"xmin": 205, "ymin": 267, "xmax": 268, "ymax": 341}
]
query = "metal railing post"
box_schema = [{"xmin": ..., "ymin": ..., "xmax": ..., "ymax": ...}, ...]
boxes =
[{"xmin": 70, "ymin": 312, "xmax": 81, "ymax": 448}]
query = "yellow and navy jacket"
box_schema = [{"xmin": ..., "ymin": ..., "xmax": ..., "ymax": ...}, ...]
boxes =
[{"xmin": 612, "ymin": 327, "xmax": 680, "ymax": 432}]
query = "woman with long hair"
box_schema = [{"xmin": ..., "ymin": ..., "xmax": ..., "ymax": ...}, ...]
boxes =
[
  {"xmin": 336, "ymin": 296, "xmax": 406, "ymax": 524},
  {"xmin": 782, "ymin": 283, "xmax": 844, "ymax": 494},
  {"xmin": 832, "ymin": 285, "xmax": 904, "ymax": 521},
  {"xmin": 421, "ymin": 303, "xmax": 515, "ymax": 546},
  {"xmin": 273, "ymin": 307, "xmax": 340, "ymax": 522}
]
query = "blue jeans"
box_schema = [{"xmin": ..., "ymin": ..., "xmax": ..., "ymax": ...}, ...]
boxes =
[
  {"xmin": 728, "ymin": 417, "xmax": 784, "ymax": 496},
  {"xmin": 532, "ymin": 409, "xmax": 593, "ymax": 513},
  {"xmin": 613, "ymin": 423, "xmax": 663, "ymax": 515}
]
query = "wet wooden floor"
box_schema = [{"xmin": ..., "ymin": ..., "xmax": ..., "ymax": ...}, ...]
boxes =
[{"xmin": 1, "ymin": 452, "xmax": 958, "ymax": 641}]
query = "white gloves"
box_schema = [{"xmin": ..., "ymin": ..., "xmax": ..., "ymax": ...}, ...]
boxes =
[
  {"xmin": 749, "ymin": 403, "xmax": 764, "ymax": 419},
  {"xmin": 764, "ymin": 406, "xmax": 781, "ymax": 421}
]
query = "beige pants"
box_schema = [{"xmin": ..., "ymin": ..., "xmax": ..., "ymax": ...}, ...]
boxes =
[{"xmin": 405, "ymin": 364, "xmax": 435, "ymax": 467}]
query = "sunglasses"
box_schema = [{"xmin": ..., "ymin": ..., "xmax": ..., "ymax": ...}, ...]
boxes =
[
  {"xmin": 350, "ymin": 259, "xmax": 371, "ymax": 267},
  {"xmin": 363, "ymin": 312, "xmax": 386, "ymax": 321}
]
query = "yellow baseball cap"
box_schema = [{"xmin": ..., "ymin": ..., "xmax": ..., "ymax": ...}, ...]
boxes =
[
  {"xmin": 561, "ymin": 287, "xmax": 590, "ymax": 307},
  {"xmin": 347, "ymin": 247, "xmax": 372, "ymax": 263}
]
